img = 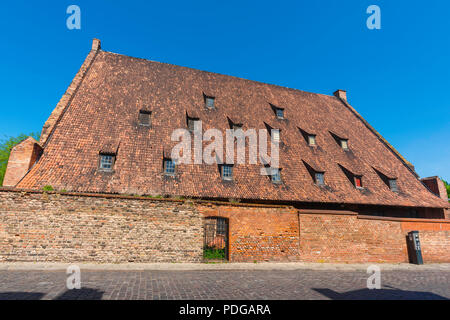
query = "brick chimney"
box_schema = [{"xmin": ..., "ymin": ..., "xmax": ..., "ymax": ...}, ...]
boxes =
[
  {"xmin": 3, "ymin": 137, "xmax": 43, "ymax": 187},
  {"xmin": 421, "ymin": 176, "xmax": 449, "ymax": 201},
  {"xmin": 92, "ymin": 38, "xmax": 101, "ymax": 51},
  {"xmin": 334, "ymin": 90, "xmax": 347, "ymax": 102}
]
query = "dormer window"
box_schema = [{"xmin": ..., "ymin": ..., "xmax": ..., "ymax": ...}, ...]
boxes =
[
  {"xmin": 99, "ymin": 153, "xmax": 115, "ymax": 171},
  {"xmin": 373, "ymin": 167, "xmax": 398, "ymax": 193},
  {"xmin": 330, "ymin": 131, "xmax": 349, "ymax": 150},
  {"xmin": 339, "ymin": 164, "xmax": 363, "ymax": 189},
  {"xmin": 299, "ymin": 128, "xmax": 317, "ymax": 147},
  {"xmin": 389, "ymin": 179, "xmax": 398, "ymax": 192},
  {"xmin": 272, "ymin": 129, "xmax": 280, "ymax": 142},
  {"xmin": 164, "ymin": 159, "xmax": 176, "ymax": 175},
  {"xmin": 138, "ymin": 110, "xmax": 151, "ymax": 126},
  {"xmin": 308, "ymin": 135, "xmax": 316, "ymax": 146},
  {"xmin": 227, "ymin": 117, "xmax": 243, "ymax": 131},
  {"xmin": 354, "ymin": 176, "xmax": 363, "ymax": 188},
  {"xmin": 187, "ymin": 116, "xmax": 200, "ymax": 133},
  {"xmin": 221, "ymin": 164, "xmax": 233, "ymax": 181},
  {"xmin": 341, "ymin": 139, "xmax": 349, "ymax": 150},
  {"xmin": 204, "ymin": 95, "xmax": 215, "ymax": 109},
  {"xmin": 270, "ymin": 104, "xmax": 285, "ymax": 119},
  {"xmin": 271, "ymin": 168, "xmax": 282, "ymax": 183},
  {"xmin": 302, "ymin": 160, "xmax": 325, "ymax": 186},
  {"xmin": 315, "ymin": 172, "xmax": 325, "ymax": 186},
  {"xmin": 275, "ymin": 108, "xmax": 284, "ymax": 119}
]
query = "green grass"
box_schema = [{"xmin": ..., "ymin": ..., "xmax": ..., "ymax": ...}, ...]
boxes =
[{"xmin": 203, "ymin": 247, "xmax": 226, "ymax": 260}]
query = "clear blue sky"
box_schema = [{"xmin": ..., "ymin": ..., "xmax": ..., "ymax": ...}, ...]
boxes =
[{"xmin": 1, "ymin": 0, "xmax": 449, "ymax": 181}]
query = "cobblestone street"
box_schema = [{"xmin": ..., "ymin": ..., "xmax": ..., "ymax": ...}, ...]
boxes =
[{"xmin": 0, "ymin": 268, "xmax": 448, "ymax": 300}]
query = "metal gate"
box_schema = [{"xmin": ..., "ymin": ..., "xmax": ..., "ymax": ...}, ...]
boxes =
[{"xmin": 203, "ymin": 217, "xmax": 229, "ymax": 261}]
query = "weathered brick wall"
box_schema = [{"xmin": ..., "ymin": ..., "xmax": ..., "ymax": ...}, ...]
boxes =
[
  {"xmin": 299, "ymin": 211, "xmax": 408, "ymax": 263},
  {"xmin": 401, "ymin": 221, "xmax": 450, "ymax": 263},
  {"xmin": 299, "ymin": 211, "xmax": 450, "ymax": 263},
  {"xmin": 0, "ymin": 190, "xmax": 203, "ymax": 263},
  {"xmin": 0, "ymin": 189, "xmax": 449, "ymax": 263},
  {"xmin": 198, "ymin": 204, "xmax": 300, "ymax": 262}
]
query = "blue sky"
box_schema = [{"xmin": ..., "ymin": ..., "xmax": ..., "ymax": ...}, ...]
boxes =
[{"xmin": 1, "ymin": 0, "xmax": 449, "ymax": 181}]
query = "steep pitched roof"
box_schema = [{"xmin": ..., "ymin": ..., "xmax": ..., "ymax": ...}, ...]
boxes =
[{"xmin": 18, "ymin": 40, "xmax": 448, "ymax": 208}]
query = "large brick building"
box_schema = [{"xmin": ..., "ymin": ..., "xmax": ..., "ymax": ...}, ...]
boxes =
[{"xmin": 2, "ymin": 39, "xmax": 448, "ymax": 263}]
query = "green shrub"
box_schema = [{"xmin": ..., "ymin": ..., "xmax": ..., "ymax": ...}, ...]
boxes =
[
  {"xmin": 203, "ymin": 247, "xmax": 226, "ymax": 260},
  {"xmin": 42, "ymin": 185, "xmax": 54, "ymax": 192}
]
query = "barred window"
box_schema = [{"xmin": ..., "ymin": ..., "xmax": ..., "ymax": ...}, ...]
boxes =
[
  {"xmin": 99, "ymin": 154, "xmax": 115, "ymax": 171},
  {"xmin": 164, "ymin": 159, "xmax": 176, "ymax": 175},
  {"xmin": 222, "ymin": 165, "xmax": 233, "ymax": 180}
]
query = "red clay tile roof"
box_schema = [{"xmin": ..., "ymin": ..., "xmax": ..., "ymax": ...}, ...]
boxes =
[{"xmin": 17, "ymin": 40, "xmax": 448, "ymax": 208}]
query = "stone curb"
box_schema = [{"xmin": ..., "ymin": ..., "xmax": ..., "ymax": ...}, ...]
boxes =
[{"xmin": 1, "ymin": 262, "xmax": 449, "ymax": 271}]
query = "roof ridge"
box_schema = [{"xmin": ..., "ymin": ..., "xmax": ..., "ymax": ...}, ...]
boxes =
[{"xmin": 102, "ymin": 50, "xmax": 334, "ymax": 99}]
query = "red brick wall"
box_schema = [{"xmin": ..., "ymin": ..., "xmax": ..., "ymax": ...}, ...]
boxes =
[
  {"xmin": 299, "ymin": 211, "xmax": 408, "ymax": 263},
  {"xmin": 401, "ymin": 221, "xmax": 450, "ymax": 263},
  {"xmin": 198, "ymin": 204, "xmax": 300, "ymax": 262},
  {"xmin": 0, "ymin": 188, "xmax": 449, "ymax": 263}
]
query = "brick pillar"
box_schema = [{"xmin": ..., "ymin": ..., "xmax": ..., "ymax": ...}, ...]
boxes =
[{"xmin": 3, "ymin": 137, "xmax": 42, "ymax": 187}]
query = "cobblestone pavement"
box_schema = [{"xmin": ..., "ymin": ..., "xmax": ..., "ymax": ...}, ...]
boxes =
[{"xmin": 0, "ymin": 269, "xmax": 448, "ymax": 300}]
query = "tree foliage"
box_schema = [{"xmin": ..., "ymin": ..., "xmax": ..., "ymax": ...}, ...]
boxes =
[
  {"xmin": 0, "ymin": 133, "xmax": 40, "ymax": 186},
  {"xmin": 442, "ymin": 178, "xmax": 450, "ymax": 200}
]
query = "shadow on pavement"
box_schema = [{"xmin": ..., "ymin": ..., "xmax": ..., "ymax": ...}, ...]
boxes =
[
  {"xmin": 0, "ymin": 292, "xmax": 45, "ymax": 300},
  {"xmin": 54, "ymin": 288, "xmax": 104, "ymax": 300},
  {"xmin": 313, "ymin": 287, "xmax": 448, "ymax": 300}
]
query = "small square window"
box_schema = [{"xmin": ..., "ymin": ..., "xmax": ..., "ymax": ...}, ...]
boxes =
[
  {"xmin": 315, "ymin": 172, "xmax": 324, "ymax": 185},
  {"xmin": 164, "ymin": 159, "xmax": 175, "ymax": 175},
  {"xmin": 187, "ymin": 117, "xmax": 200, "ymax": 132},
  {"xmin": 205, "ymin": 96, "xmax": 215, "ymax": 109},
  {"xmin": 308, "ymin": 135, "xmax": 316, "ymax": 146},
  {"xmin": 138, "ymin": 110, "xmax": 151, "ymax": 126},
  {"xmin": 222, "ymin": 165, "xmax": 233, "ymax": 180},
  {"xmin": 354, "ymin": 176, "xmax": 363, "ymax": 188},
  {"xmin": 272, "ymin": 130, "xmax": 280, "ymax": 142},
  {"xmin": 275, "ymin": 108, "xmax": 284, "ymax": 119},
  {"xmin": 389, "ymin": 179, "xmax": 398, "ymax": 192},
  {"xmin": 233, "ymin": 123, "xmax": 243, "ymax": 130},
  {"xmin": 341, "ymin": 139, "xmax": 349, "ymax": 150},
  {"xmin": 99, "ymin": 154, "xmax": 115, "ymax": 171},
  {"xmin": 272, "ymin": 168, "xmax": 282, "ymax": 183}
]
